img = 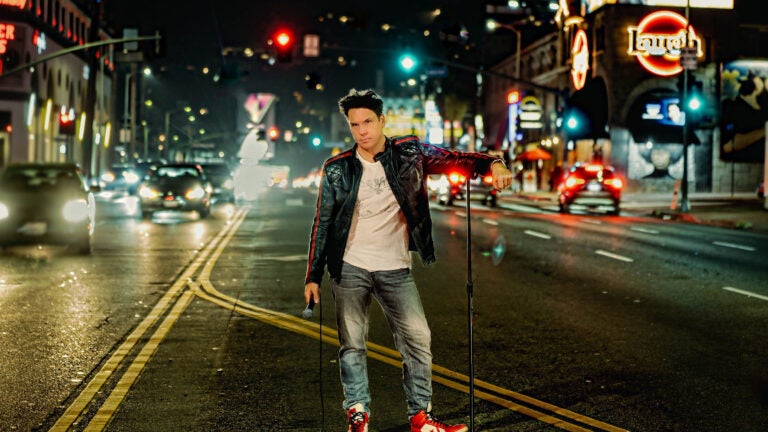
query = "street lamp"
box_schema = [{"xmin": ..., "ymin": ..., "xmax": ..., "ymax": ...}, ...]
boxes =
[
  {"xmin": 486, "ymin": 19, "xmax": 522, "ymax": 80},
  {"xmin": 163, "ymin": 105, "xmax": 192, "ymax": 160}
]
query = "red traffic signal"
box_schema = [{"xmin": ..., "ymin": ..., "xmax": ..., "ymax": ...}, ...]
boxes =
[
  {"xmin": 59, "ymin": 108, "xmax": 76, "ymax": 135},
  {"xmin": 274, "ymin": 30, "xmax": 292, "ymax": 48},
  {"xmin": 272, "ymin": 29, "xmax": 294, "ymax": 63}
]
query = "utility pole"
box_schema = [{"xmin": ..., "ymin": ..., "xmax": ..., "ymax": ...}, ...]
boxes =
[
  {"xmin": 82, "ymin": 0, "xmax": 102, "ymax": 180},
  {"xmin": 679, "ymin": 0, "xmax": 692, "ymax": 212}
]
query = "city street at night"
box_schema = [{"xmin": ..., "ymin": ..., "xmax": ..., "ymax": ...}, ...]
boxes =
[{"xmin": 1, "ymin": 190, "xmax": 766, "ymax": 431}]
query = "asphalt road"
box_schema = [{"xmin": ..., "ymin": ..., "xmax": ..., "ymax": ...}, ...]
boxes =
[{"xmin": 1, "ymin": 188, "xmax": 766, "ymax": 431}]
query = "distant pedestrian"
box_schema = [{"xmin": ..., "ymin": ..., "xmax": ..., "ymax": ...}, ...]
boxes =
[{"xmin": 304, "ymin": 88, "xmax": 513, "ymax": 432}]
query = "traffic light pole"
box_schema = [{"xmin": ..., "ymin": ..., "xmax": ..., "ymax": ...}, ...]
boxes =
[{"xmin": 679, "ymin": 0, "xmax": 692, "ymax": 213}]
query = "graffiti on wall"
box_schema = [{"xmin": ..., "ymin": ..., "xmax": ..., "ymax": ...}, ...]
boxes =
[{"xmin": 720, "ymin": 60, "xmax": 768, "ymax": 162}]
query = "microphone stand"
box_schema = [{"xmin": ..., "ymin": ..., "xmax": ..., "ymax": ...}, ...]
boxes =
[{"xmin": 465, "ymin": 178, "xmax": 475, "ymax": 430}]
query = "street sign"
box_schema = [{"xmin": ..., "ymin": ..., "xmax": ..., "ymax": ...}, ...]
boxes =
[
  {"xmin": 680, "ymin": 47, "xmax": 698, "ymax": 70},
  {"xmin": 424, "ymin": 66, "xmax": 447, "ymax": 78}
]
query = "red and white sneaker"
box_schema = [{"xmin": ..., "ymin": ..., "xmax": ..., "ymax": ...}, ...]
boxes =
[
  {"xmin": 410, "ymin": 407, "xmax": 467, "ymax": 432},
  {"xmin": 347, "ymin": 403, "xmax": 369, "ymax": 432}
]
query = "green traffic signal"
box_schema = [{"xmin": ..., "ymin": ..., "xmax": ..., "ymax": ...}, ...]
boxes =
[
  {"xmin": 399, "ymin": 53, "xmax": 418, "ymax": 72},
  {"xmin": 311, "ymin": 135, "xmax": 322, "ymax": 147}
]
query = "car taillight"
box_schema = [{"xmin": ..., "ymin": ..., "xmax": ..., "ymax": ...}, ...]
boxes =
[
  {"xmin": 564, "ymin": 176, "xmax": 585, "ymax": 189},
  {"xmin": 448, "ymin": 172, "xmax": 466, "ymax": 185},
  {"xmin": 604, "ymin": 178, "xmax": 623, "ymax": 189},
  {"xmin": 482, "ymin": 175, "xmax": 493, "ymax": 185}
]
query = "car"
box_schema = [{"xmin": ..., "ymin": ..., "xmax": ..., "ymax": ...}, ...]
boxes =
[
  {"xmin": 557, "ymin": 163, "xmax": 623, "ymax": 215},
  {"xmin": 0, "ymin": 162, "xmax": 95, "ymax": 254},
  {"xmin": 430, "ymin": 171, "xmax": 498, "ymax": 207},
  {"xmin": 100, "ymin": 164, "xmax": 142, "ymax": 195},
  {"xmin": 137, "ymin": 163, "xmax": 212, "ymax": 219},
  {"xmin": 198, "ymin": 162, "xmax": 235, "ymax": 205}
]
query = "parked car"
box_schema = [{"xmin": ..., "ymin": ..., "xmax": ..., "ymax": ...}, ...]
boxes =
[
  {"xmin": 0, "ymin": 162, "xmax": 95, "ymax": 253},
  {"xmin": 137, "ymin": 163, "xmax": 212, "ymax": 219},
  {"xmin": 557, "ymin": 163, "xmax": 623, "ymax": 215},
  {"xmin": 198, "ymin": 162, "xmax": 235, "ymax": 205},
  {"xmin": 430, "ymin": 171, "xmax": 498, "ymax": 207}
]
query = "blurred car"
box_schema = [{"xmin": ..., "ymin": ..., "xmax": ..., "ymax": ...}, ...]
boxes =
[
  {"xmin": 430, "ymin": 171, "xmax": 498, "ymax": 207},
  {"xmin": 198, "ymin": 162, "xmax": 235, "ymax": 205},
  {"xmin": 100, "ymin": 164, "xmax": 142, "ymax": 195},
  {"xmin": 557, "ymin": 163, "xmax": 623, "ymax": 215},
  {"xmin": 137, "ymin": 163, "xmax": 212, "ymax": 219},
  {"xmin": 0, "ymin": 162, "xmax": 95, "ymax": 254}
]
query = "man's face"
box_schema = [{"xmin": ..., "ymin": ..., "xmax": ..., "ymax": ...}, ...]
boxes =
[{"xmin": 347, "ymin": 108, "xmax": 386, "ymax": 155}]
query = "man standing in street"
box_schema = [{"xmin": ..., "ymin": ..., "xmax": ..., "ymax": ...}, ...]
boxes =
[{"xmin": 304, "ymin": 88, "xmax": 513, "ymax": 432}]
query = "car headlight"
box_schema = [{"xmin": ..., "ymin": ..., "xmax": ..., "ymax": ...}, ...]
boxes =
[
  {"xmin": 63, "ymin": 199, "xmax": 90, "ymax": 222},
  {"xmin": 186, "ymin": 186, "xmax": 206, "ymax": 200},
  {"xmin": 0, "ymin": 202, "xmax": 8, "ymax": 220},
  {"xmin": 124, "ymin": 171, "xmax": 140, "ymax": 184},
  {"xmin": 101, "ymin": 172, "xmax": 116, "ymax": 183},
  {"xmin": 138, "ymin": 185, "xmax": 159, "ymax": 199}
]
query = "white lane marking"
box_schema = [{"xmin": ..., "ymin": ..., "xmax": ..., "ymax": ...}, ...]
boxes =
[
  {"xmin": 524, "ymin": 230, "xmax": 551, "ymax": 240},
  {"xmin": 723, "ymin": 286, "xmax": 768, "ymax": 302},
  {"xmin": 581, "ymin": 219, "xmax": 603, "ymax": 225},
  {"xmin": 630, "ymin": 227, "xmax": 659, "ymax": 234},
  {"xmin": 595, "ymin": 249, "xmax": 634, "ymax": 262},
  {"xmin": 455, "ymin": 211, "xmax": 467, "ymax": 218},
  {"xmin": 483, "ymin": 218, "xmax": 499, "ymax": 226},
  {"xmin": 712, "ymin": 241, "xmax": 756, "ymax": 252}
]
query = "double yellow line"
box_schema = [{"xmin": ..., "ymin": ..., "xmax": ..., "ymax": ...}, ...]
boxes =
[
  {"xmin": 50, "ymin": 208, "xmax": 251, "ymax": 431},
  {"xmin": 51, "ymin": 206, "xmax": 628, "ymax": 432}
]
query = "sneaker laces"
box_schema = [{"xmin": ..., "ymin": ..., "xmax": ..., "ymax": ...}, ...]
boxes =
[
  {"xmin": 349, "ymin": 411, "xmax": 366, "ymax": 424},
  {"xmin": 425, "ymin": 411, "xmax": 450, "ymax": 428}
]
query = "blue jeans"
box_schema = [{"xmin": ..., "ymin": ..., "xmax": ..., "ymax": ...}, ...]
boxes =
[{"xmin": 331, "ymin": 262, "xmax": 432, "ymax": 417}]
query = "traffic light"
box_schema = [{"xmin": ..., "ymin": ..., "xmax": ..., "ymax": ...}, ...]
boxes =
[
  {"xmin": 398, "ymin": 53, "xmax": 418, "ymax": 73},
  {"xmin": 677, "ymin": 74, "xmax": 707, "ymax": 127},
  {"xmin": 272, "ymin": 29, "xmax": 294, "ymax": 63},
  {"xmin": 311, "ymin": 135, "xmax": 322, "ymax": 147},
  {"xmin": 562, "ymin": 77, "xmax": 609, "ymax": 140},
  {"xmin": 685, "ymin": 79, "xmax": 704, "ymax": 125},
  {"xmin": 59, "ymin": 108, "xmax": 76, "ymax": 135}
]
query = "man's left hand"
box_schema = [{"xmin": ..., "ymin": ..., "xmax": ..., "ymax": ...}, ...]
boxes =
[{"xmin": 491, "ymin": 161, "xmax": 514, "ymax": 191}]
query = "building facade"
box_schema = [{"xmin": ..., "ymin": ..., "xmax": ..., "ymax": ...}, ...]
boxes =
[
  {"xmin": 484, "ymin": 1, "xmax": 766, "ymax": 194},
  {"xmin": 0, "ymin": 0, "xmax": 115, "ymax": 178}
]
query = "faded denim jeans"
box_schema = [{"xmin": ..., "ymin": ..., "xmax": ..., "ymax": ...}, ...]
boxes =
[{"xmin": 331, "ymin": 261, "xmax": 432, "ymax": 417}]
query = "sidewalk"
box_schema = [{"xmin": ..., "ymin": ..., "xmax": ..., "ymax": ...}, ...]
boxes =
[{"xmin": 501, "ymin": 190, "xmax": 768, "ymax": 235}]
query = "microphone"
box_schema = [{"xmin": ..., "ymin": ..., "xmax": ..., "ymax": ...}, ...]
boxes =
[{"xmin": 302, "ymin": 297, "xmax": 316, "ymax": 319}]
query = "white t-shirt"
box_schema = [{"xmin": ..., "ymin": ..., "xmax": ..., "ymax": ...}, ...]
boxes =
[{"xmin": 343, "ymin": 152, "xmax": 411, "ymax": 271}]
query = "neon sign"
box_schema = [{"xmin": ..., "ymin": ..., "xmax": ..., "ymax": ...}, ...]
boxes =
[
  {"xmin": 571, "ymin": 29, "xmax": 589, "ymax": 90},
  {"xmin": 0, "ymin": 22, "xmax": 15, "ymax": 54},
  {"xmin": 0, "ymin": 0, "xmax": 27, "ymax": 9},
  {"xmin": 627, "ymin": 10, "xmax": 703, "ymax": 77}
]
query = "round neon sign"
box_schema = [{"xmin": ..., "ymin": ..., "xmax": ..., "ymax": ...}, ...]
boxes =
[{"xmin": 627, "ymin": 10, "xmax": 702, "ymax": 77}]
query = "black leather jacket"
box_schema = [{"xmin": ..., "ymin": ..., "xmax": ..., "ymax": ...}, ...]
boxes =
[{"xmin": 305, "ymin": 135, "xmax": 501, "ymax": 284}]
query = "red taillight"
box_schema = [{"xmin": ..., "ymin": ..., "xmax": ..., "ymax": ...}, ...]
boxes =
[
  {"xmin": 564, "ymin": 176, "xmax": 585, "ymax": 189},
  {"xmin": 604, "ymin": 178, "xmax": 623, "ymax": 189},
  {"xmin": 448, "ymin": 172, "xmax": 466, "ymax": 185}
]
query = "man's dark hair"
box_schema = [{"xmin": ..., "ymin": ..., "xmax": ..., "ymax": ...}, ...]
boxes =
[{"xmin": 338, "ymin": 88, "xmax": 384, "ymax": 118}]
